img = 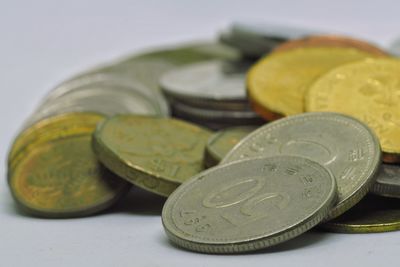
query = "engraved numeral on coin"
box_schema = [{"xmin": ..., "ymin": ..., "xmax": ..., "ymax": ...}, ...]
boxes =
[
  {"xmin": 221, "ymin": 192, "xmax": 290, "ymax": 227},
  {"xmin": 285, "ymin": 166, "xmax": 301, "ymax": 175},
  {"xmin": 180, "ymin": 210, "xmax": 211, "ymax": 232},
  {"xmin": 262, "ymin": 163, "xmax": 277, "ymax": 172},
  {"xmin": 339, "ymin": 165, "xmax": 357, "ymax": 180},
  {"xmin": 348, "ymin": 148, "xmax": 364, "ymax": 161}
]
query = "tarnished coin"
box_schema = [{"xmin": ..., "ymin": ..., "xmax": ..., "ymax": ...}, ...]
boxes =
[
  {"xmin": 306, "ymin": 58, "xmax": 400, "ymax": 163},
  {"xmin": 371, "ymin": 164, "xmax": 400, "ymax": 198},
  {"xmin": 247, "ymin": 47, "xmax": 378, "ymax": 121},
  {"xmin": 8, "ymin": 112, "xmax": 104, "ymax": 172},
  {"xmin": 321, "ymin": 194, "xmax": 400, "ymax": 233},
  {"xmin": 93, "ymin": 115, "xmax": 212, "ymax": 196},
  {"xmin": 222, "ymin": 112, "xmax": 381, "ymax": 219},
  {"xmin": 9, "ymin": 134, "xmax": 130, "ymax": 218},
  {"xmin": 160, "ymin": 60, "xmax": 250, "ymax": 110},
  {"xmin": 204, "ymin": 126, "xmax": 256, "ymax": 168},
  {"xmin": 273, "ymin": 35, "xmax": 388, "ymax": 56},
  {"xmin": 162, "ymin": 156, "xmax": 337, "ymax": 254}
]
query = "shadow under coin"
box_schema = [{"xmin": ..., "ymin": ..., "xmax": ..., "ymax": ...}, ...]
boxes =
[
  {"xmin": 110, "ymin": 186, "xmax": 167, "ymax": 216},
  {"xmin": 160, "ymin": 229, "xmax": 328, "ymax": 255}
]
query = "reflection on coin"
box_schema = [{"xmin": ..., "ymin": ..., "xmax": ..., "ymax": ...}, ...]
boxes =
[
  {"xmin": 247, "ymin": 47, "xmax": 378, "ymax": 120},
  {"xmin": 160, "ymin": 61, "xmax": 249, "ymax": 110},
  {"xmin": 204, "ymin": 126, "xmax": 256, "ymax": 168},
  {"xmin": 222, "ymin": 112, "xmax": 381, "ymax": 219},
  {"xmin": 321, "ymin": 194, "xmax": 400, "ymax": 233},
  {"xmin": 306, "ymin": 58, "xmax": 400, "ymax": 163},
  {"xmin": 162, "ymin": 156, "xmax": 337, "ymax": 253},
  {"xmin": 371, "ymin": 164, "xmax": 400, "ymax": 198},
  {"xmin": 9, "ymin": 134, "xmax": 130, "ymax": 218},
  {"xmin": 8, "ymin": 113, "xmax": 104, "ymax": 172},
  {"xmin": 273, "ymin": 35, "xmax": 388, "ymax": 56},
  {"xmin": 93, "ymin": 115, "xmax": 212, "ymax": 197}
]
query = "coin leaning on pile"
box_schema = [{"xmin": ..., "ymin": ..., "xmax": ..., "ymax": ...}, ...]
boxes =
[{"xmin": 7, "ymin": 22, "xmax": 400, "ymax": 255}]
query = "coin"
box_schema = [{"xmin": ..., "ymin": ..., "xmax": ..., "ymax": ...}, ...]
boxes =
[
  {"xmin": 8, "ymin": 112, "xmax": 104, "ymax": 171},
  {"xmin": 221, "ymin": 112, "xmax": 381, "ymax": 219},
  {"xmin": 305, "ymin": 58, "xmax": 400, "ymax": 163},
  {"xmin": 247, "ymin": 47, "xmax": 379, "ymax": 121},
  {"xmin": 273, "ymin": 35, "xmax": 388, "ymax": 56},
  {"xmin": 371, "ymin": 164, "xmax": 400, "ymax": 198},
  {"xmin": 162, "ymin": 156, "xmax": 337, "ymax": 253},
  {"xmin": 204, "ymin": 126, "xmax": 256, "ymax": 168},
  {"xmin": 9, "ymin": 134, "xmax": 130, "ymax": 218},
  {"xmin": 321, "ymin": 194, "xmax": 400, "ymax": 233},
  {"xmin": 28, "ymin": 73, "xmax": 169, "ymax": 127},
  {"xmin": 93, "ymin": 115, "xmax": 212, "ymax": 197},
  {"xmin": 160, "ymin": 60, "xmax": 250, "ymax": 110}
]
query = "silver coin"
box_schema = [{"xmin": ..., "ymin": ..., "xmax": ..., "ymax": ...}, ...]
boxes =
[
  {"xmin": 162, "ymin": 156, "xmax": 337, "ymax": 254},
  {"xmin": 371, "ymin": 164, "xmax": 400, "ymax": 198},
  {"xmin": 172, "ymin": 101, "xmax": 262, "ymax": 121},
  {"xmin": 231, "ymin": 21, "xmax": 319, "ymax": 40},
  {"xmin": 221, "ymin": 112, "xmax": 381, "ymax": 220},
  {"xmin": 25, "ymin": 74, "xmax": 169, "ymax": 127},
  {"xmin": 204, "ymin": 126, "xmax": 256, "ymax": 168},
  {"xmin": 160, "ymin": 61, "xmax": 247, "ymax": 104}
]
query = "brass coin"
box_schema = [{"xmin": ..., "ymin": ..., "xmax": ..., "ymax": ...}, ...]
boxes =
[
  {"xmin": 8, "ymin": 112, "xmax": 104, "ymax": 171},
  {"xmin": 321, "ymin": 194, "xmax": 400, "ymax": 233},
  {"xmin": 204, "ymin": 126, "xmax": 257, "ymax": 168},
  {"xmin": 273, "ymin": 35, "xmax": 389, "ymax": 56},
  {"xmin": 9, "ymin": 135, "xmax": 130, "ymax": 218},
  {"xmin": 93, "ymin": 115, "xmax": 212, "ymax": 197},
  {"xmin": 306, "ymin": 58, "xmax": 400, "ymax": 163},
  {"xmin": 247, "ymin": 47, "xmax": 377, "ymax": 121}
]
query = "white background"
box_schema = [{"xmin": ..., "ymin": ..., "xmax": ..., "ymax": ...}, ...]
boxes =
[{"xmin": 1, "ymin": 1, "xmax": 399, "ymax": 266}]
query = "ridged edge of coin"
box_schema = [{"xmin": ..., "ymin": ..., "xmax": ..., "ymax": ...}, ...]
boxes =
[{"xmin": 162, "ymin": 156, "xmax": 337, "ymax": 254}]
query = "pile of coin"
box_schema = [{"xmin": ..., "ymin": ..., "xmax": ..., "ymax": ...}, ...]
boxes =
[{"xmin": 7, "ymin": 22, "xmax": 400, "ymax": 253}]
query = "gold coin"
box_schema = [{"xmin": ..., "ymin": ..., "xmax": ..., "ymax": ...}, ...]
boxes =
[
  {"xmin": 93, "ymin": 115, "xmax": 212, "ymax": 197},
  {"xmin": 273, "ymin": 35, "xmax": 389, "ymax": 57},
  {"xmin": 8, "ymin": 112, "xmax": 104, "ymax": 171},
  {"xmin": 204, "ymin": 126, "xmax": 256, "ymax": 168},
  {"xmin": 9, "ymin": 134, "xmax": 130, "ymax": 218},
  {"xmin": 321, "ymin": 194, "xmax": 400, "ymax": 233},
  {"xmin": 306, "ymin": 58, "xmax": 400, "ymax": 163},
  {"xmin": 247, "ymin": 47, "xmax": 379, "ymax": 121}
]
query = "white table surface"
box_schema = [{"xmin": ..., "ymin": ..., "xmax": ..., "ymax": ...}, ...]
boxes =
[{"xmin": 1, "ymin": 1, "xmax": 399, "ymax": 266}]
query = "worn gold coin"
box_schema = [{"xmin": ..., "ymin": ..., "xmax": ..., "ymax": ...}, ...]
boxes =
[
  {"xmin": 204, "ymin": 126, "xmax": 256, "ymax": 168},
  {"xmin": 321, "ymin": 194, "xmax": 400, "ymax": 233},
  {"xmin": 9, "ymin": 134, "xmax": 130, "ymax": 218},
  {"xmin": 247, "ymin": 47, "xmax": 378, "ymax": 121},
  {"xmin": 273, "ymin": 35, "xmax": 388, "ymax": 56},
  {"xmin": 93, "ymin": 115, "xmax": 212, "ymax": 197},
  {"xmin": 8, "ymin": 112, "xmax": 104, "ymax": 171},
  {"xmin": 306, "ymin": 58, "xmax": 400, "ymax": 163}
]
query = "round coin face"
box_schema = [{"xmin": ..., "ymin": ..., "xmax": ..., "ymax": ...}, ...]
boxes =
[
  {"xmin": 247, "ymin": 47, "xmax": 378, "ymax": 120},
  {"xmin": 162, "ymin": 156, "xmax": 337, "ymax": 253},
  {"xmin": 160, "ymin": 61, "xmax": 247, "ymax": 103},
  {"xmin": 222, "ymin": 112, "xmax": 381, "ymax": 219},
  {"xmin": 93, "ymin": 115, "xmax": 212, "ymax": 197},
  {"xmin": 273, "ymin": 35, "xmax": 388, "ymax": 56},
  {"xmin": 9, "ymin": 135, "xmax": 130, "ymax": 218},
  {"xmin": 306, "ymin": 58, "xmax": 400, "ymax": 163},
  {"xmin": 321, "ymin": 194, "xmax": 400, "ymax": 233},
  {"xmin": 204, "ymin": 126, "xmax": 257, "ymax": 168},
  {"xmin": 371, "ymin": 164, "xmax": 400, "ymax": 198}
]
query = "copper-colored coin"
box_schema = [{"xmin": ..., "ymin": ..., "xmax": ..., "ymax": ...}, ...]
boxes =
[{"xmin": 273, "ymin": 35, "xmax": 389, "ymax": 57}]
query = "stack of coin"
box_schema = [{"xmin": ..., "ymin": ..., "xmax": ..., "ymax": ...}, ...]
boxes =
[
  {"xmin": 6, "ymin": 22, "xmax": 400, "ymax": 254},
  {"xmin": 159, "ymin": 60, "xmax": 265, "ymax": 130},
  {"xmin": 7, "ymin": 42, "xmax": 240, "ymax": 217}
]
